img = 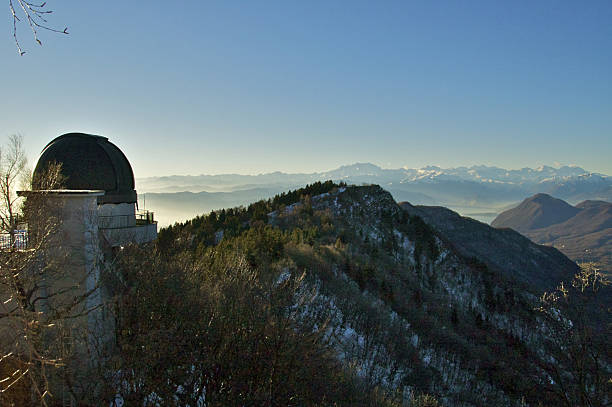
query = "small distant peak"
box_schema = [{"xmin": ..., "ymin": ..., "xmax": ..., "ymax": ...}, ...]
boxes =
[
  {"xmin": 337, "ymin": 162, "xmax": 377, "ymax": 169},
  {"xmin": 493, "ymin": 192, "xmax": 580, "ymax": 231},
  {"xmin": 535, "ymin": 165, "xmax": 555, "ymax": 172},
  {"xmin": 575, "ymin": 200, "xmax": 611, "ymax": 209},
  {"xmin": 329, "ymin": 163, "xmax": 385, "ymax": 176},
  {"xmin": 521, "ymin": 193, "xmax": 573, "ymax": 209},
  {"xmin": 529, "ymin": 193, "xmax": 554, "ymax": 202},
  {"xmin": 355, "ymin": 162, "xmax": 382, "ymax": 170},
  {"xmin": 398, "ymin": 201, "xmax": 414, "ymax": 209},
  {"xmin": 470, "ymin": 164, "xmax": 499, "ymax": 170}
]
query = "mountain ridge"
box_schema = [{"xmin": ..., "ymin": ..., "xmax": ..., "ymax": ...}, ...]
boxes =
[
  {"xmin": 150, "ymin": 182, "xmax": 608, "ymax": 406},
  {"xmin": 399, "ymin": 201, "xmax": 578, "ymax": 292},
  {"xmin": 490, "ymin": 193, "xmax": 581, "ymax": 232},
  {"xmin": 139, "ymin": 162, "xmax": 606, "ymax": 187},
  {"xmin": 492, "ymin": 193, "xmax": 612, "ymax": 275}
]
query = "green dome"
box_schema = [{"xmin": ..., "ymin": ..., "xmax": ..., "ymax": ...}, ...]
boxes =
[{"xmin": 33, "ymin": 133, "xmax": 137, "ymax": 204}]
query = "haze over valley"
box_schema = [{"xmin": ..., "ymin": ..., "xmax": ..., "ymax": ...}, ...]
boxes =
[{"xmin": 137, "ymin": 162, "xmax": 612, "ymax": 227}]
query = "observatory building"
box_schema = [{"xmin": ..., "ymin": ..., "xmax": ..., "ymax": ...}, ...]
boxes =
[
  {"xmin": 14, "ymin": 133, "xmax": 157, "ymax": 399},
  {"xmin": 31, "ymin": 132, "xmax": 157, "ymax": 247}
]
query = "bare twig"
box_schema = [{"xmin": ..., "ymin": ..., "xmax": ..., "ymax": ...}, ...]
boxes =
[{"xmin": 8, "ymin": 0, "xmax": 68, "ymax": 55}]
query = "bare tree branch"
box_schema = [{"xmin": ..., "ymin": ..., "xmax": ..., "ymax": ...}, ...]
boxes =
[
  {"xmin": 8, "ymin": 0, "xmax": 68, "ymax": 55},
  {"xmin": 0, "ymin": 135, "xmax": 27, "ymax": 249},
  {"xmin": 536, "ymin": 263, "xmax": 611, "ymax": 406},
  {"xmin": 0, "ymin": 140, "xmax": 109, "ymax": 404}
]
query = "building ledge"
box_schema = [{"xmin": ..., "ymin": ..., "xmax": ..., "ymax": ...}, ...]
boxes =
[
  {"xmin": 18, "ymin": 189, "xmax": 105, "ymax": 197},
  {"xmin": 100, "ymin": 222, "xmax": 157, "ymax": 247}
]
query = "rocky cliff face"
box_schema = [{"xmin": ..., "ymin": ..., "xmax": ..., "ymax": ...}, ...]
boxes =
[{"xmin": 265, "ymin": 185, "xmax": 588, "ymax": 405}]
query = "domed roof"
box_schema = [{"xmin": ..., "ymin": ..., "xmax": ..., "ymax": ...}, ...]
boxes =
[{"xmin": 33, "ymin": 133, "xmax": 137, "ymax": 204}]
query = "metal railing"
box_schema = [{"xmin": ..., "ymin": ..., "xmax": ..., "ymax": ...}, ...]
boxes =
[
  {"xmin": 98, "ymin": 215, "xmax": 134, "ymax": 229},
  {"xmin": 98, "ymin": 211, "xmax": 155, "ymax": 230},
  {"xmin": 1, "ymin": 211, "xmax": 155, "ymax": 246},
  {"xmin": 0, "ymin": 230, "xmax": 28, "ymax": 250},
  {"xmin": 136, "ymin": 210, "xmax": 155, "ymax": 225}
]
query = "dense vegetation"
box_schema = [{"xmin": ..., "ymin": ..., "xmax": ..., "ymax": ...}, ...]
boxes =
[
  {"xmin": 99, "ymin": 181, "xmax": 609, "ymax": 406},
  {"xmin": 106, "ymin": 181, "xmax": 441, "ymax": 406}
]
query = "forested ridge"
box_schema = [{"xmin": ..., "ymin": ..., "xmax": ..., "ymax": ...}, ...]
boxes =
[{"xmin": 103, "ymin": 182, "xmax": 609, "ymax": 406}]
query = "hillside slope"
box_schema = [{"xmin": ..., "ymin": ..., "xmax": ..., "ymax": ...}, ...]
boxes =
[
  {"xmin": 400, "ymin": 202, "xmax": 579, "ymax": 292},
  {"xmin": 141, "ymin": 183, "xmax": 609, "ymax": 406},
  {"xmin": 491, "ymin": 193, "xmax": 580, "ymax": 232},
  {"xmin": 492, "ymin": 194, "xmax": 612, "ymax": 275}
]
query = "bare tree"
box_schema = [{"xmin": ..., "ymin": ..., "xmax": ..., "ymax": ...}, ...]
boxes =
[
  {"xmin": 0, "ymin": 188, "xmax": 64, "ymax": 404},
  {"xmin": 8, "ymin": 0, "xmax": 68, "ymax": 55},
  {"xmin": 0, "ymin": 149, "xmax": 106, "ymax": 405},
  {"xmin": 537, "ymin": 262, "xmax": 611, "ymax": 406},
  {"xmin": 0, "ymin": 135, "xmax": 28, "ymax": 249}
]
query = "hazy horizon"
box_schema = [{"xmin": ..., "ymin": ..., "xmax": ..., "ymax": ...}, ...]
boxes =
[
  {"xmin": 134, "ymin": 161, "xmax": 612, "ymax": 227},
  {"xmin": 134, "ymin": 161, "xmax": 609, "ymax": 179}
]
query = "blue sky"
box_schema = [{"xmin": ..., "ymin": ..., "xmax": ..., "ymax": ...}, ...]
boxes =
[{"xmin": 1, "ymin": 1, "xmax": 611, "ymax": 177}]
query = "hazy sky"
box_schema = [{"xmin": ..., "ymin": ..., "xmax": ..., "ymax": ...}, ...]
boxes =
[{"xmin": 1, "ymin": 1, "xmax": 611, "ymax": 177}]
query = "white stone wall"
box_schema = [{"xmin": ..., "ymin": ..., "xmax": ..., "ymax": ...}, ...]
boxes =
[
  {"xmin": 100, "ymin": 222, "xmax": 157, "ymax": 247},
  {"xmin": 31, "ymin": 192, "xmax": 111, "ymax": 364},
  {"xmin": 98, "ymin": 202, "xmax": 136, "ymax": 229}
]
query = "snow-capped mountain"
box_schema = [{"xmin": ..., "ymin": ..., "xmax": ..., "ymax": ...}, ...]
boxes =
[{"xmin": 137, "ymin": 163, "xmax": 611, "ymax": 226}]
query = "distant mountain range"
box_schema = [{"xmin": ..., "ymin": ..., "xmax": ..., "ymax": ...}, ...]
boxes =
[
  {"xmin": 137, "ymin": 163, "xmax": 612, "ymax": 226},
  {"xmin": 492, "ymin": 194, "xmax": 612, "ymax": 275}
]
